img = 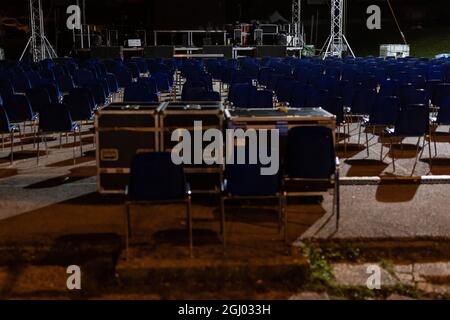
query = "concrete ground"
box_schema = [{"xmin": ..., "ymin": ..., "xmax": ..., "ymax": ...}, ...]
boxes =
[{"xmin": 1, "ymin": 96, "xmax": 450, "ymax": 299}]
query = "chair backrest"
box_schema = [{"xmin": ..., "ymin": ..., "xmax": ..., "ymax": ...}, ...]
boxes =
[
  {"xmin": 124, "ymin": 83, "xmax": 158, "ymax": 103},
  {"xmin": 325, "ymin": 96, "xmax": 344, "ymax": 125},
  {"xmin": 394, "ymin": 104, "xmax": 430, "ymax": 137},
  {"xmin": 39, "ymin": 103, "xmax": 74, "ymax": 133},
  {"xmin": 228, "ymin": 83, "xmax": 256, "ymax": 108},
  {"xmin": 436, "ymin": 96, "xmax": 450, "ymax": 125},
  {"xmin": 151, "ymin": 72, "xmax": 171, "ymax": 92},
  {"xmin": 274, "ymin": 78, "xmax": 296, "ymax": 102},
  {"xmin": 225, "ymin": 146, "xmax": 281, "ymax": 197},
  {"xmin": 0, "ymin": 79, "xmax": 15, "ymax": 97},
  {"xmin": 84, "ymin": 83, "xmax": 107, "ymax": 106},
  {"xmin": 65, "ymin": 88, "xmax": 94, "ymax": 121},
  {"xmin": 305, "ymin": 88, "xmax": 329, "ymax": 108},
  {"xmin": 433, "ymin": 83, "xmax": 450, "ymax": 107},
  {"xmin": 0, "ymin": 106, "xmax": 11, "ymax": 133},
  {"xmin": 115, "ymin": 69, "xmax": 133, "ymax": 88},
  {"xmin": 379, "ymin": 79, "xmax": 400, "ymax": 97},
  {"xmin": 57, "ymin": 74, "xmax": 75, "ymax": 93},
  {"xmin": 197, "ymin": 91, "xmax": 221, "ymax": 102},
  {"xmin": 289, "ymin": 83, "xmax": 310, "ymax": 108},
  {"xmin": 2, "ymin": 94, "xmax": 34, "ymax": 122},
  {"xmin": 128, "ymin": 153, "xmax": 186, "ymax": 202},
  {"xmin": 352, "ymin": 88, "xmax": 376, "ymax": 115},
  {"xmin": 286, "ymin": 126, "xmax": 336, "ymax": 179},
  {"xmin": 105, "ymin": 73, "xmax": 119, "ymax": 93},
  {"xmin": 250, "ymin": 90, "xmax": 274, "ymax": 109},
  {"xmin": 369, "ymin": 95, "xmax": 400, "ymax": 126},
  {"xmin": 137, "ymin": 77, "xmax": 159, "ymax": 94},
  {"xmin": 403, "ymin": 89, "xmax": 429, "ymax": 106},
  {"xmin": 37, "ymin": 83, "xmax": 61, "ymax": 104},
  {"xmin": 26, "ymin": 87, "xmax": 52, "ymax": 113}
]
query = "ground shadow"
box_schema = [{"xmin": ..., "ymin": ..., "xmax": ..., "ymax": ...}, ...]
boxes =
[
  {"xmin": 375, "ymin": 180, "xmax": 420, "ymax": 203},
  {"xmin": 345, "ymin": 159, "xmax": 389, "ymax": 177},
  {"xmin": 336, "ymin": 143, "xmax": 366, "ymax": 159},
  {"xmin": 421, "ymin": 158, "xmax": 450, "ymax": 175}
]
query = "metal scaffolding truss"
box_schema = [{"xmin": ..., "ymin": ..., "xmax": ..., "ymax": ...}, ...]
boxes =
[
  {"xmin": 20, "ymin": 0, "xmax": 57, "ymax": 62},
  {"xmin": 322, "ymin": 0, "xmax": 354, "ymax": 58},
  {"xmin": 291, "ymin": 0, "xmax": 304, "ymax": 47}
]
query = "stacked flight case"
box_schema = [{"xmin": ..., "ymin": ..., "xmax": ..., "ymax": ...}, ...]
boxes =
[
  {"xmin": 96, "ymin": 101, "xmax": 224, "ymax": 195},
  {"xmin": 96, "ymin": 102, "xmax": 163, "ymax": 194},
  {"xmin": 159, "ymin": 102, "xmax": 225, "ymax": 194},
  {"xmin": 225, "ymin": 107, "xmax": 337, "ymax": 161}
]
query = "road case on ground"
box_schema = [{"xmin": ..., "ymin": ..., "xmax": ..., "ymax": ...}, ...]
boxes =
[
  {"xmin": 225, "ymin": 107, "xmax": 336, "ymax": 157},
  {"xmin": 96, "ymin": 102, "xmax": 163, "ymax": 194},
  {"xmin": 225, "ymin": 108, "xmax": 336, "ymax": 131},
  {"xmin": 159, "ymin": 102, "xmax": 225, "ymax": 194}
]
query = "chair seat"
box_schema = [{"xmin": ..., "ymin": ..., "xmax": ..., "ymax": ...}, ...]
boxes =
[{"xmin": 284, "ymin": 178, "xmax": 334, "ymax": 194}]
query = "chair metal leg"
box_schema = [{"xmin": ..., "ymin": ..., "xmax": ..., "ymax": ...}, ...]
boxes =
[
  {"xmin": 390, "ymin": 138, "xmax": 396, "ymax": 172},
  {"xmin": 412, "ymin": 137, "xmax": 423, "ymax": 176},
  {"xmin": 79, "ymin": 129, "xmax": 83, "ymax": 158},
  {"xmin": 357, "ymin": 120, "xmax": 362, "ymax": 145},
  {"xmin": 10, "ymin": 131, "xmax": 14, "ymax": 165},
  {"xmin": 365, "ymin": 127, "xmax": 370, "ymax": 157},
  {"xmin": 186, "ymin": 196, "xmax": 193, "ymax": 258},
  {"xmin": 124, "ymin": 203, "xmax": 130, "ymax": 261},
  {"xmin": 428, "ymin": 133, "xmax": 433, "ymax": 173},
  {"xmin": 36, "ymin": 132, "xmax": 40, "ymax": 165},
  {"xmin": 44, "ymin": 134, "xmax": 48, "ymax": 158},
  {"xmin": 380, "ymin": 131, "xmax": 384, "ymax": 162},
  {"xmin": 73, "ymin": 132, "xmax": 76, "ymax": 165},
  {"xmin": 335, "ymin": 174, "xmax": 340, "ymax": 231},
  {"xmin": 17, "ymin": 126, "xmax": 23, "ymax": 152}
]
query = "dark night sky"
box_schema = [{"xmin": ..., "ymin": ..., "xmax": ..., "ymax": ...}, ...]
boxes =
[{"xmin": 1, "ymin": 0, "xmax": 449, "ymax": 58}]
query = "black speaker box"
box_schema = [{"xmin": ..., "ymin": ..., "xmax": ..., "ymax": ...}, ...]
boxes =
[{"xmin": 256, "ymin": 45, "xmax": 287, "ymax": 58}]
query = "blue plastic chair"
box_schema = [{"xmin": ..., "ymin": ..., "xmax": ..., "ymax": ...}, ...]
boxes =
[
  {"xmin": 249, "ymin": 90, "xmax": 274, "ymax": 108},
  {"xmin": 274, "ymin": 78, "xmax": 296, "ymax": 103},
  {"xmin": 65, "ymin": 88, "xmax": 95, "ymax": 122},
  {"xmin": 385, "ymin": 104, "xmax": 432, "ymax": 175},
  {"xmin": 289, "ymin": 83, "xmax": 310, "ymax": 108},
  {"xmin": 284, "ymin": 126, "xmax": 340, "ymax": 232},
  {"xmin": 228, "ymin": 83, "xmax": 256, "ymax": 108},
  {"xmin": 362, "ymin": 96, "xmax": 400, "ymax": 159},
  {"xmin": 0, "ymin": 106, "xmax": 20, "ymax": 165},
  {"xmin": 125, "ymin": 153, "xmax": 193, "ymax": 257},
  {"xmin": 37, "ymin": 103, "xmax": 82, "ymax": 165},
  {"xmin": 221, "ymin": 146, "xmax": 283, "ymax": 247},
  {"xmin": 124, "ymin": 83, "xmax": 159, "ymax": 103}
]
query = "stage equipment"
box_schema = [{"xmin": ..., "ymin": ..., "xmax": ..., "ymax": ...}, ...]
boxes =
[
  {"xmin": 159, "ymin": 102, "xmax": 224, "ymax": 195},
  {"xmin": 20, "ymin": 0, "xmax": 57, "ymax": 61},
  {"xmin": 291, "ymin": 0, "xmax": 304, "ymax": 47},
  {"xmin": 322, "ymin": 0, "xmax": 354, "ymax": 58},
  {"xmin": 96, "ymin": 102, "xmax": 163, "ymax": 194}
]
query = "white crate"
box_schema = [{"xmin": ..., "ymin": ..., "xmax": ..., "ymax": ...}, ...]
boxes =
[{"xmin": 380, "ymin": 44, "xmax": 410, "ymax": 58}]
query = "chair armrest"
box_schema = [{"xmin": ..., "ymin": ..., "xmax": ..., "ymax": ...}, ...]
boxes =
[
  {"xmin": 221, "ymin": 179, "xmax": 228, "ymax": 194},
  {"xmin": 335, "ymin": 157, "xmax": 340, "ymax": 182},
  {"xmin": 335, "ymin": 157, "xmax": 340, "ymax": 169},
  {"xmin": 185, "ymin": 183, "xmax": 192, "ymax": 197}
]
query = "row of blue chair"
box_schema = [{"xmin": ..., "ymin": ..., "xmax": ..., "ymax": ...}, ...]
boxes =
[{"xmin": 124, "ymin": 126, "xmax": 339, "ymax": 257}]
